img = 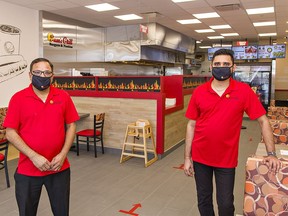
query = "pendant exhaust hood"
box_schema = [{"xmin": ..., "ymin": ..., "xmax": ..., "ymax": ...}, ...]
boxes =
[{"xmin": 42, "ymin": 12, "xmax": 195, "ymax": 64}]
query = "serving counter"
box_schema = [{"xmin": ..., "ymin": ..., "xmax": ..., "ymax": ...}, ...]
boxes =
[{"xmin": 53, "ymin": 75, "xmax": 209, "ymax": 157}]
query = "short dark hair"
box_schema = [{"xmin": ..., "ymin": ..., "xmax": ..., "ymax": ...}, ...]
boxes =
[
  {"xmin": 212, "ymin": 49, "xmax": 235, "ymax": 65},
  {"xmin": 30, "ymin": 58, "xmax": 53, "ymax": 72}
]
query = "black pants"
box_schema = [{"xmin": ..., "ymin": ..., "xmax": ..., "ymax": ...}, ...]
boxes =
[
  {"xmin": 193, "ymin": 161, "xmax": 235, "ymax": 216},
  {"xmin": 14, "ymin": 168, "xmax": 70, "ymax": 216}
]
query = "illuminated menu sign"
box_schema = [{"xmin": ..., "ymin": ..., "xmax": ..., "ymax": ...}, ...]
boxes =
[
  {"xmin": 208, "ymin": 47, "xmax": 232, "ymax": 61},
  {"xmin": 257, "ymin": 44, "xmax": 286, "ymax": 59},
  {"xmin": 232, "ymin": 46, "xmax": 258, "ymax": 60}
]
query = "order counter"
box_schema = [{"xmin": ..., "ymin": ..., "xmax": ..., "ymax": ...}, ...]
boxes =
[{"xmin": 53, "ymin": 75, "xmax": 210, "ymax": 157}]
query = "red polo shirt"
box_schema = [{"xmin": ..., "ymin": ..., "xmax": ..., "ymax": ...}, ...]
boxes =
[
  {"xmin": 186, "ymin": 78, "xmax": 266, "ymax": 168},
  {"xmin": 4, "ymin": 84, "xmax": 79, "ymax": 176}
]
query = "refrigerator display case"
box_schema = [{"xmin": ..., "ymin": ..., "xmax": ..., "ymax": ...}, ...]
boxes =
[{"xmin": 233, "ymin": 64, "xmax": 272, "ymax": 110}]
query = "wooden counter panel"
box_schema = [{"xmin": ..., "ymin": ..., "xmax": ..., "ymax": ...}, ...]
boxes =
[
  {"xmin": 163, "ymin": 95, "xmax": 191, "ymax": 151},
  {"xmin": 72, "ymin": 97, "xmax": 157, "ymax": 150}
]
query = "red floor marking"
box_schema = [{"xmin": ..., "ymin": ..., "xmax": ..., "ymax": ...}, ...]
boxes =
[
  {"xmin": 119, "ymin": 203, "xmax": 142, "ymax": 215},
  {"xmin": 173, "ymin": 164, "xmax": 184, "ymax": 170}
]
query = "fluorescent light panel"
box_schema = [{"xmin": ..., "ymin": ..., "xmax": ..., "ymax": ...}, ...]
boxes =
[
  {"xmin": 85, "ymin": 3, "xmax": 119, "ymax": 12},
  {"xmin": 114, "ymin": 14, "xmax": 143, "ymax": 21},
  {"xmin": 195, "ymin": 29, "xmax": 215, "ymax": 33},
  {"xmin": 208, "ymin": 36, "xmax": 224, "ymax": 39},
  {"xmin": 213, "ymin": 44, "xmax": 232, "ymax": 47},
  {"xmin": 172, "ymin": 0, "xmax": 196, "ymax": 2},
  {"xmin": 177, "ymin": 19, "xmax": 201, "ymax": 24},
  {"xmin": 246, "ymin": 7, "xmax": 274, "ymax": 15},
  {"xmin": 199, "ymin": 46, "xmax": 212, "ymax": 49},
  {"xmin": 221, "ymin": 33, "xmax": 239, "ymax": 36},
  {"xmin": 210, "ymin": 25, "xmax": 231, "ymax": 29},
  {"xmin": 193, "ymin": 12, "xmax": 220, "ymax": 19},
  {"xmin": 258, "ymin": 33, "xmax": 277, "ymax": 36},
  {"xmin": 253, "ymin": 21, "xmax": 275, "ymax": 27}
]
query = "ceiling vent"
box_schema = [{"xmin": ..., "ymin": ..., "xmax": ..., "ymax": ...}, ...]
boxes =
[{"xmin": 214, "ymin": 4, "xmax": 242, "ymax": 12}]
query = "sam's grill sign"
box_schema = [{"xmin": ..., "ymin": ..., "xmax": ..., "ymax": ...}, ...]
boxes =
[{"xmin": 47, "ymin": 32, "xmax": 73, "ymax": 48}]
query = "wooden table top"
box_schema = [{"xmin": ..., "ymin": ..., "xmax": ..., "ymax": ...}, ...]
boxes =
[
  {"xmin": 256, "ymin": 142, "xmax": 288, "ymax": 158},
  {"xmin": 78, "ymin": 113, "xmax": 90, "ymax": 119}
]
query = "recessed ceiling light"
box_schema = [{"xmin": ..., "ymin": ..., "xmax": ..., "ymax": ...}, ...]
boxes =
[
  {"xmin": 246, "ymin": 7, "xmax": 274, "ymax": 15},
  {"xmin": 114, "ymin": 14, "xmax": 143, "ymax": 21},
  {"xmin": 172, "ymin": 0, "xmax": 197, "ymax": 2},
  {"xmin": 196, "ymin": 41, "xmax": 202, "ymax": 43},
  {"xmin": 195, "ymin": 29, "xmax": 215, "ymax": 33},
  {"xmin": 221, "ymin": 33, "xmax": 239, "ymax": 36},
  {"xmin": 253, "ymin": 21, "xmax": 276, "ymax": 27},
  {"xmin": 193, "ymin": 12, "xmax": 220, "ymax": 19},
  {"xmin": 207, "ymin": 36, "xmax": 225, "ymax": 39},
  {"xmin": 210, "ymin": 25, "xmax": 231, "ymax": 29},
  {"xmin": 85, "ymin": 3, "xmax": 119, "ymax": 12},
  {"xmin": 258, "ymin": 33, "xmax": 277, "ymax": 36},
  {"xmin": 177, "ymin": 19, "xmax": 201, "ymax": 24}
]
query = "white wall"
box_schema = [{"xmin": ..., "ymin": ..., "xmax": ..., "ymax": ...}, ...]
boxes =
[{"xmin": 0, "ymin": 1, "xmax": 40, "ymax": 107}]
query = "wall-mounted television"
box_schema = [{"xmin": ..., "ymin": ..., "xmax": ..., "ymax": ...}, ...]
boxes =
[
  {"xmin": 257, "ymin": 44, "xmax": 286, "ymax": 59},
  {"xmin": 232, "ymin": 45, "xmax": 258, "ymax": 60},
  {"xmin": 208, "ymin": 47, "xmax": 232, "ymax": 61}
]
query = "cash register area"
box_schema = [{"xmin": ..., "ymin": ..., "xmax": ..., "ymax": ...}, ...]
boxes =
[{"xmin": 0, "ymin": 119, "xmax": 266, "ymax": 216}]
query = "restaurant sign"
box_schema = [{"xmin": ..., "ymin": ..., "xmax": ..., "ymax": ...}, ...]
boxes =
[
  {"xmin": 236, "ymin": 41, "xmax": 248, "ymax": 46},
  {"xmin": 47, "ymin": 32, "xmax": 73, "ymax": 48}
]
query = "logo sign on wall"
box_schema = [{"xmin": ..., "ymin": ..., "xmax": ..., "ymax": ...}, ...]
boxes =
[
  {"xmin": 47, "ymin": 32, "xmax": 73, "ymax": 48},
  {"xmin": 0, "ymin": 24, "xmax": 27, "ymax": 83},
  {"xmin": 140, "ymin": 24, "xmax": 148, "ymax": 34},
  {"xmin": 236, "ymin": 41, "xmax": 248, "ymax": 46}
]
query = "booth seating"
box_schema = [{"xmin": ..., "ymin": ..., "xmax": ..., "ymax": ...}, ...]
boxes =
[
  {"xmin": 267, "ymin": 106, "xmax": 288, "ymax": 120},
  {"xmin": 243, "ymin": 156, "xmax": 288, "ymax": 215},
  {"xmin": 269, "ymin": 120, "xmax": 288, "ymax": 145},
  {"xmin": 0, "ymin": 107, "xmax": 10, "ymax": 188},
  {"xmin": 120, "ymin": 119, "xmax": 158, "ymax": 167},
  {"xmin": 260, "ymin": 119, "xmax": 288, "ymax": 145},
  {"xmin": 0, "ymin": 107, "xmax": 7, "ymax": 141}
]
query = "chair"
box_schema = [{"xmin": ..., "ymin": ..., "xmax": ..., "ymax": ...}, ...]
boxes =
[
  {"xmin": 76, "ymin": 113, "xmax": 105, "ymax": 157},
  {"xmin": 0, "ymin": 139, "xmax": 10, "ymax": 188}
]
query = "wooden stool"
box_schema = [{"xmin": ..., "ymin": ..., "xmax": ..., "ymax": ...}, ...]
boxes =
[{"xmin": 120, "ymin": 119, "xmax": 158, "ymax": 167}]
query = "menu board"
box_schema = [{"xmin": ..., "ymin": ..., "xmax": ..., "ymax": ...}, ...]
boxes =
[
  {"xmin": 257, "ymin": 44, "xmax": 286, "ymax": 59},
  {"xmin": 232, "ymin": 46, "xmax": 258, "ymax": 60},
  {"xmin": 208, "ymin": 47, "xmax": 231, "ymax": 61}
]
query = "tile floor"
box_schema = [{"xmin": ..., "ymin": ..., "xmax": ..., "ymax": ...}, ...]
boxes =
[{"xmin": 0, "ymin": 119, "xmax": 261, "ymax": 216}]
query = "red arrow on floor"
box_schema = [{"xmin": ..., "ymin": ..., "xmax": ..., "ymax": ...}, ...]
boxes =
[
  {"xmin": 173, "ymin": 164, "xmax": 184, "ymax": 170},
  {"xmin": 119, "ymin": 203, "xmax": 142, "ymax": 215}
]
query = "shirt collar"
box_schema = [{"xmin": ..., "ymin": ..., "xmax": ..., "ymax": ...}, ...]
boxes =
[
  {"xmin": 26, "ymin": 84, "xmax": 58, "ymax": 99},
  {"xmin": 207, "ymin": 77, "xmax": 237, "ymax": 93}
]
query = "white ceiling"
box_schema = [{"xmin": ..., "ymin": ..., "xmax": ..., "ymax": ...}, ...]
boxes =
[{"xmin": 2, "ymin": 0, "xmax": 288, "ymax": 46}]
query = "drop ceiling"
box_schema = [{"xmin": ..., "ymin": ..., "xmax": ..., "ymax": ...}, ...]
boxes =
[{"xmin": 2, "ymin": 0, "xmax": 288, "ymax": 47}]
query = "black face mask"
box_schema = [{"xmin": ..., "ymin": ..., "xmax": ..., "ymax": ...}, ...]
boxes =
[
  {"xmin": 32, "ymin": 75, "xmax": 51, "ymax": 91},
  {"xmin": 212, "ymin": 66, "xmax": 233, "ymax": 81}
]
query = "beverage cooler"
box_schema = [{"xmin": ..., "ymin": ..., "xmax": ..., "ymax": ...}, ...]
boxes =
[{"xmin": 233, "ymin": 63, "xmax": 272, "ymax": 110}]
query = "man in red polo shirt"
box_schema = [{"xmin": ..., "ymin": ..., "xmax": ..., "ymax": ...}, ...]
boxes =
[
  {"xmin": 4, "ymin": 58, "xmax": 79, "ymax": 216},
  {"xmin": 184, "ymin": 49, "xmax": 281, "ymax": 216}
]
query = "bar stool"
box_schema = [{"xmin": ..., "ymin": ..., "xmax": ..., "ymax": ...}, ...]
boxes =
[{"xmin": 120, "ymin": 119, "xmax": 158, "ymax": 167}]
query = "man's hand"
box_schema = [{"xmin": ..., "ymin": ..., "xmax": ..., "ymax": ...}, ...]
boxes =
[
  {"xmin": 30, "ymin": 154, "xmax": 51, "ymax": 172},
  {"xmin": 184, "ymin": 157, "xmax": 194, "ymax": 177},
  {"xmin": 263, "ymin": 156, "xmax": 282, "ymax": 174},
  {"xmin": 50, "ymin": 152, "xmax": 66, "ymax": 171}
]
